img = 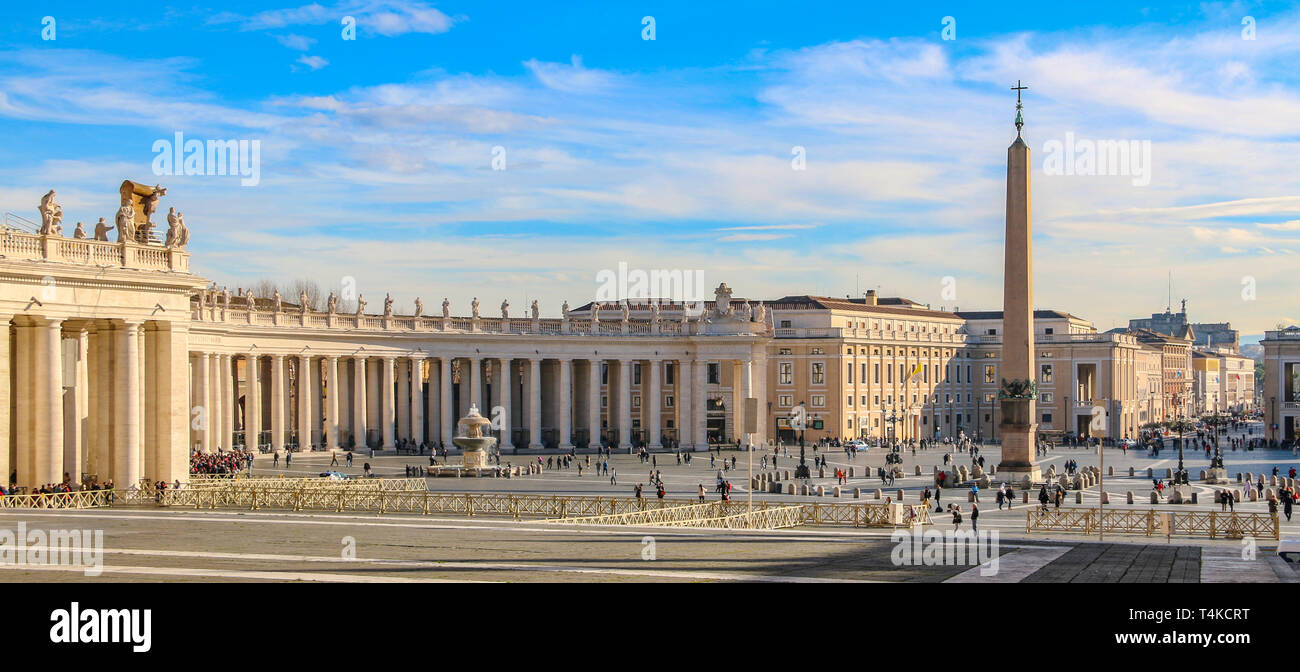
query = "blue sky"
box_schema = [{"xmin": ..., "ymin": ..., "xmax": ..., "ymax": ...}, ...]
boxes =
[{"xmin": 1, "ymin": 1, "xmax": 1298, "ymax": 342}]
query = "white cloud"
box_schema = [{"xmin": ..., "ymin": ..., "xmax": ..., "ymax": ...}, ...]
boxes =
[
  {"xmin": 297, "ymin": 55, "xmax": 329, "ymax": 70},
  {"xmin": 275, "ymin": 33, "xmax": 317, "ymax": 51}
]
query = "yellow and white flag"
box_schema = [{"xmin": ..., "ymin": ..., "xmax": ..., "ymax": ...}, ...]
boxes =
[{"xmin": 908, "ymin": 363, "xmax": 924, "ymax": 384}]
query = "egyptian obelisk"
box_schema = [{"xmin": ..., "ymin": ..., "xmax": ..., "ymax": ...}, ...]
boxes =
[{"xmin": 996, "ymin": 81, "xmax": 1041, "ymax": 482}]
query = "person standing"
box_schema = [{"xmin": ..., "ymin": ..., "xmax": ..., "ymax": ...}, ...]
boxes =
[
  {"xmin": 952, "ymin": 505, "xmax": 963, "ymax": 531},
  {"xmin": 610, "ymin": 468, "xmax": 617, "ymax": 485},
  {"xmin": 970, "ymin": 503, "xmax": 980, "ymax": 533}
]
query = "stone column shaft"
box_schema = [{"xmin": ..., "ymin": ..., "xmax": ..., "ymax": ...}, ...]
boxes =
[
  {"xmin": 270, "ymin": 354, "xmax": 285, "ymax": 452},
  {"xmin": 528, "ymin": 358, "xmax": 542, "ymax": 449},
  {"xmin": 325, "ymin": 356, "xmax": 340, "ymax": 450},
  {"xmin": 587, "ymin": 360, "xmax": 601, "ymax": 449},
  {"xmin": 381, "ymin": 357, "xmax": 396, "ymax": 449},
  {"xmin": 498, "ymin": 357, "xmax": 512, "ymax": 450},
  {"xmin": 352, "ymin": 357, "xmax": 368, "ymax": 449},
  {"xmin": 648, "ymin": 359, "xmax": 662, "ymax": 449},
  {"xmin": 558, "ymin": 358, "xmax": 573, "ymax": 449}
]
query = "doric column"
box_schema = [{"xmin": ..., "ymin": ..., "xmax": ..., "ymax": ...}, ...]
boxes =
[
  {"xmin": 587, "ymin": 359, "xmax": 601, "ymax": 449},
  {"xmin": 298, "ymin": 354, "xmax": 314, "ymax": 451},
  {"xmin": 426, "ymin": 358, "xmax": 438, "ymax": 444},
  {"xmin": 150, "ymin": 322, "xmax": 190, "ymax": 483},
  {"xmin": 208, "ymin": 354, "xmax": 222, "ymax": 452},
  {"xmin": 732, "ymin": 360, "xmax": 745, "ymax": 443},
  {"xmin": 270, "ymin": 354, "xmax": 286, "ymax": 453},
  {"xmin": 648, "ymin": 358, "xmax": 663, "ymax": 450},
  {"xmin": 115, "ymin": 320, "xmax": 141, "ymax": 488},
  {"xmin": 754, "ymin": 352, "xmax": 768, "ymax": 448},
  {"xmin": 14, "ymin": 322, "xmax": 35, "ymax": 488},
  {"xmin": 95, "ymin": 323, "xmax": 112, "ymax": 475},
  {"xmin": 528, "ymin": 358, "xmax": 542, "ymax": 449},
  {"xmin": 38, "ymin": 318, "xmax": 64, "ymax": 486},
  {"xmin": 617, "ymin": 359, "xmax": 632, "ymax": 450},
  {"xmin": 220, "ymin": 353, "xmax": 234, "ymax": 451},
  {"xmin": 678, "ymin": 359, "xmax": 692, "ymax": 450},
  {"xmin": 558, "ymin": 357, "xmax": 573, "ymax": 449},
  {"xmin": 468, "ymin": 357, "xmax": 482, "ymax": 413},
  {"xmin": 395, "ymin": 358, "xmax": 409, "ymax": 443},
  {"xmin": 498, "ymin": 357, "xmax": 513, "ymax": 450},
  {"xmin": 694, "ymin": 357, "xmax": 708, "ymax": 448},
  {"xmin": 409, "ymin": 356, "xmax": 424, "ymax": 445},
  {"xmin": 352, "ymin": 357, "xmax": 368, "ymax": 450},
  {"xmin": 325, "ymin": 356, "xmax": 340, "ymax": 450},
  {"xmin": 246, "ymin": 354, "xmax": 261, "ymax": 452},
  {"xmin": 195, "ymin": 352, "xmax": 211, "ymax": 453},
  {"xmin": 0, "ymin": 316, "xmax": 10, "ymax": 488},
  {"xmin": 66, "ymin": 328, "xmax": 88, "ymax": 484},
  {"xmin": 381, "ymin": 356, "xmax": 396, "ymax": 449},
  {"xmin": 439, "ymin": 358, "xmax": 453, "ymax": 447}
]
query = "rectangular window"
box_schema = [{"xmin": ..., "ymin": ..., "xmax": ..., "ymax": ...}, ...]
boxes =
[
  {"xmin": 874, "ymin": 363, "xmax": 881, "ymax": 384},
  {"xmin": 861, "ymin": 362, "xmax": 868, "ymax": 382},
  {"xmin": 601, "ymin": 395, "xmax": 608, "ymax": 408},
  {"xmin": 665, "ymin": 395, "xmax": 674, "ymax": 407},
  {"xmin": 811, "ymin": 348, "xmax": 823, "ymax": 355},
  {"xmin": 780, "ymin": 320, "xmax": 792, "ymax": 328},
  {"xmin": 811, "ymin": 362, "xmax": 825, "ymax": 385},
  {"xmin": 778, "ymin": 348, "xmax": 792, "ymax": 355},
  {"xmin": 811, "ymin": 395, "xmax": 826, "ymax": 407},
  {"xmin": 778, "ymin": 362, "xmax": 793, "ymax": 385},
  {"xmin": 1042, "ymin": 413, "xmax": 1053, "ymax": 424},
  {"xmin": 632, "ymin": 395, "xmax": 641, "ymax": 409},
  {"xmin": 778, "ymin": 395, "xmax": 793, "ymax": 407},
  {"xmin": 846, "ymin": 395, "xmax": 854, "ymax": 407},
  {"xmin": 984, "ymin": 364, "xmax": 996, "ymax": 384},
  {"xmin": 1041, "ymin": 392, "xmax": 1054, "ymax": 404},
  {"xmin": 1041, "ymin": 364, "xmax": 1053, "ymax": 384},
  {"xmin": 665, "ymin": 362, "xmax": 674, "ymax": 386},
  {"xmin": 846, "ymin": 363, "xmax": 854, "ymax": 384},
  {"xmin": 707, "ymin": 363, "xmax": 720, "ymax": 384},
  {"xmin": 633, "ymin": 364, "xmax": 642, "ymax": 385},
  {"xmin": 966, "ymin": 365, "xmax": 971, "ymax": 382},
  {"xmin": 861, "ymin": 395, "xmax": 868, "ymax": 406},
  {"xmin": 886, "ymin": 365, "xmax": 893, "ymax": 384},
  {"xmin": 601, "ymin": 363, "xmax": 608, "ymax": 385}
]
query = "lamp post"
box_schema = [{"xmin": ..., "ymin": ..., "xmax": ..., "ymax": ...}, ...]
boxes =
[{"xmin": 794, "ymin": 402, "xmax": 810, "ymax": 479}]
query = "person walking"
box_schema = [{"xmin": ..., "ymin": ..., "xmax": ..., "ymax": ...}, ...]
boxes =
[
  {"xmin": 346, "ymin": 451, "xmax": 353, "ymax": 468},
  {"xmin": 952, "ymin": 505, "xmax": 963, "ymax": 531},
  {"xmin": 1284, "ymin": 494, "xmax": 1293, "ymax": 522},
  {"xmin": 330, "ymin": 452, "xmax": 338, "ymax": 467},
  {"xmin": 1038, "ymin": 485, "xmax": 1049, "ymax": 513},
  {"xmin": 970, "ymin": 483, "xmax": 979, "ymax": 503},
  {"xmin": 610, "ymin": 468, "xmax": 617, "ymax": 485},
  {"xmin": 970, "ymin": 503, "xmax": 980, "ymax": 533},
  {"xmin": 273, "ymin": 452, "xmax": 279, "ymax": 468},
  {"xmin": 698, "ymin": 483, "xmax": 706, "ymax": 503}
]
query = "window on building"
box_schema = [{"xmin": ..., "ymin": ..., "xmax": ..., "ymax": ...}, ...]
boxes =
[
  {"xmin": 632, "ymin": 395, "xmax": 641, "ymax": 409},
  {"xmin": 665, "ymin": 362, "xmax": 674, "ymax": 385},
  {"xmin": 846, "ymin": 363, "xmax": 854, "ymax": 384},
  {"xmin": 1045, "ymin": 327, "xmax": 1054, "ymax": 335},
  {"xmin": 861, "ymin": 395, "xmax": 868, "ymax": 406},
  {"xmin": 984, "ymin": 364, "xmax": 996, "ymax": 384},
  {"xmin": 811, "ymin": 362, "xmax": 825, "ymax": 385},
  {"xmin": 601, "ymin": 363, "xmax": 608, "ymax": 385},
  {"xmin": 846, "ymin": 396, "xmax": 854, "ymax": 407},
  {"xmin": 707, "ymin": 363, "xmax": 720, "ymax": 384},
  {"xmin": 875, "ymin": 363, "xmax": 881, "ymax": 384},
  {"xmin": 601, "ymin": 395, "xmax": 608, "ymax": 408},
  {"xmin": 780, "ymin": 320, "xmax": 792, "ymax": 328},
  {"xmin": 778, "ymin": 362, "xmax": 793, "ymax": 385},
  {"xmin": 778, "ymin": 395, "xmax": 793, "ymax": 407},
  {"xmin": 811, "ymin": 348, "xmax": 823, "ymax": 355},
  {"xmin": 1042, "ymin": 413, "xmax": 1053, "ymax": 424},
  {"xmin": 861, "ymin": 362, "xmax": 868, "ymax": 382},
  {"xmin": 811, "ymin": 395, "xmax": 825, "ymax": 407},
  {"xmin": 1041, "ymin": 392, "xmax": 1053, "ymax": 404},
  {"xmin": 665, "ymin": 395, "xmax": 674, "ymax": 407},
  {"xmin": 633, "ymin": 363, "xmax": 642, "ymax": 385},
  {"xmin": 987, "ymin": 328, "xmax": 997, "ymax": 335},
  {"xmin": 778, "ymin": 348, "xmax": 792, "ymax": 355},
  {"xmin": 1041, "ymin": 364, "xmax": 1053, "ymax": 384}
]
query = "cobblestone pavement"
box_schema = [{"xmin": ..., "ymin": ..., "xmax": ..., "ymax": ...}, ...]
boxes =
[{"xmin": 2, "ymin": 423, "xmax": 1291, "ymax": 583}]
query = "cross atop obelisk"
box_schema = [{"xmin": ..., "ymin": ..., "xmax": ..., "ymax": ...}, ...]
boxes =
[{"xmin": 1011, "ymin": 80, "xmax": 1028, "ymax": 136}]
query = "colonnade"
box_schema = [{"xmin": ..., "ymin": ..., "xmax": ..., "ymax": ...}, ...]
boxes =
[{"xmin": 187, "ymin": 350, "xmax": 767, "ymax": 454}]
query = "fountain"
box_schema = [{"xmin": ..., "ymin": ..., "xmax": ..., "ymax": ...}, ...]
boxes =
[{"xmin": 429, "ymin": 404, "xmax": 506, "ymax": 477}]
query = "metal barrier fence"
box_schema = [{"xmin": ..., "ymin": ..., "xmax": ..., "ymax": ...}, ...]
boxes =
[
  {"xmin": 1026, "ymin": 507, "xmax": 1279, "ymax": 540},
  {"xmin": 542, "ymin": 501, "xmax": 804, "ymax": 529},
  {"xmin": 185, "ymin": 477, "xmax": 427, "ymax": 491},
  {"xmin": 157, "ymin": 487, "xmax": 929, "ymax": 528},
  {"xmin": 0, "ymin": 490, "xmax": 115, "ymax": 509}
]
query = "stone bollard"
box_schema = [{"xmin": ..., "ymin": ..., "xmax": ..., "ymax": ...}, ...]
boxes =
[
  {"xmin": 786, "ymin": 483, "xmax": 794, "ymax": 495},
  {"xmin": 896, "ymin": 489, "xmax": 904, "ymax": 501},
  {"xmin": 1075, "ymin": 492, "xmax": 1082, "ymax": 504},
  {"xmin": 818, "ymin": 467, "xmax": 826, "ymax": 479},
  {"xmin": 1108, "ymin": 466, "xmax": 1114, "ymax": 476},
  {"xmin": 853, "ymin": 488, "xmax": 861, "ymax": 499},
  {"xmin": 1233, "ymin": 489, "xmax": 1241, "ymax": 502},
  {"xmin": 833, "ymin": 486, "xmax": 841, "ymax": 498},
  {"xmin": 1022, "ymin": 491, "xmax": 1029, "ymax": 504},
  {"xmin": 991, "ymin": 465, "xmax": 997, "ymax": 475},
  {"xmin": 1100, "ymin": 492, "xmax": 1110, "ymax": 505},
  {"xmin": 1248, "ymin": 489, "xmax": 1258, "ymax": 502},
  {"xmin": 1199, "ymin": 470, "xmax": 1206, "ymax": 480},
  {"xmin": 848, "ymin": 467, "xmax": 855, "ymax": 478},
  {"xmin": 1126, "ymin": 491, "xmax": 1134, "ymax": 504},
  {"xmin": 1191, "ymin": 493, "xmax": 1198, "ymax": 504},
  {"xmin": 1150, "ymin": 492, "xmax": 1160, "ymax": 504},
  {"xmin": 874, "ymin": 489, "xmax": 882, "ymax": 500},
  {"xmin": 1165, "ymin": 468, "xmax": 1173, "ymax": 479},
  {"xmin": 1271, "ymin": 475, "xmax": 1279, "ymax": 486},
  {"xmin": 816, "ymin": 485, "xmax": 825, "ymax": 497},
  {"xmin": 1128, "ymin": 467, "xmax": 1134, "ymax": 477},
  {"xmin": 784, "ymin": 470, "xmax": 791, "ymax": 480},
  {"xmin": 915, "ymin": 465, "xmax": 922, "ymax": 476},
  {"xmin": 1147, "ymin": 467, "xmax": 1153, "ymax": 478}
]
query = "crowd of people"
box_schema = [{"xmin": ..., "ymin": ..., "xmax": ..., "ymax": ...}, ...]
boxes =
[{"xmin": 190, "ymin": 450, "xmax": 252, "ymax": 475}]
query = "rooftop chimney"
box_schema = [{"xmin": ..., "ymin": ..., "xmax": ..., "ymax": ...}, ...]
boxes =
[{"xmin": 864, "ymin": 289, "xmax": 877, "ymax": 306}]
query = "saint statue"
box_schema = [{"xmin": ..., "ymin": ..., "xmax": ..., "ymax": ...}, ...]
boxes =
[
  {"xmin": 441, "ymin": 297, "xmax": 450, "ymax": 319},
  {"xmin": 37, "ymin": 190, "xmax": 63, "ymax": 235},
  {"xmin": 299, "ymin": 290, "xmax": 310, "ymax": 314},
  {"xmin": 562, "ymin": 300, "xmax": 570, "ymax": 317},
  {"xmin": 356, "ymin": 294, "xmax": 366, "ymax": 316},
  {"xmin": 115, "ymin": 203, "xmax": 136, "ymax": 243},
  {"xmin": 246, "ymin": 288, "xmax": 257, "ymax": 311},
  {"xmin": 471, "ymin": 297, "xmax": 480, "ymax": 319},
  {"xmin": 739, "ymin": 299, "xmax": 752, "ymax": 321},
  {"xmin": 73, "ymin": 222, "xmax": 87, "ymax": 239},
  {"xmin": 501, "ymin": 298, "xmax": 510, "ymax": 319},
  {"xmin": 414, "ymin": 297, "xmax": 424, "ymax": 318},
  {"xmin": 273, "ymin": 290, "xmax": 282, "ymax": 314},
  {"xmin": 531, "ymin": 299, "xmax": 539, "ymax": 320},
  {"xmin": 93, "ymin": 217, "xmax": 111, "ymax": 241},
  {"xmin": 592, "ymin": 302, "xmax": 601, "ymax": 323},
  {"xmin": 327, "ymin": 292, "xmax": 338, "ymax": 314},
  {"xmin": 620, "ymin": 300, "xmax": 630, "ymax": 322},
  {"xmin": 650, "ymin": 301, "xmax": 661, "ymax": 323},
  {"xmin": 384, "ymin": 293, "xmax": 394, "ymax": 317}
]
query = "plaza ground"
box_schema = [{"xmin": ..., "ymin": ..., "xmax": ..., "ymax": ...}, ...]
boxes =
[{"xmin": 1, "ymin": 422, "xmax": 1295, "ymax": 583}]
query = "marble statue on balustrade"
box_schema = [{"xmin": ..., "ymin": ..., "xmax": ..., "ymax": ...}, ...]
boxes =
[
  {"xmin": 73, "ymin": 222, "xmax": 87, "ymax": 239},
  {"xmin": 38, "ymin": 190, "xmax": 63, "ymax": 235},
  {"xmin": 384, "ymin": 293, "xmax": 394, "ymax": 318},
  {"xmin": 355, "ymin": 294, "xmax": 366, "ymax": 317},
  {"xmin": 115, "ymin": 203, "xmax": 137, "ymax": 242},
  {"xmin": 246, "ymin": 288, "xmax": 257, "ymax": 311},
  {"xmin": 592, "ymin": 302, "xmax": 601, "ymax": 322},
  {"xmin": 273, "ymin": 290, "xmax": 282, "ymax": 314},
  {"xmin": 531, "ymin": 299, "xmax": 539, "ymax": 320},
  {"xmin": 471, "ymin": 297, "xmax": 480, "ymax": 319},
  {"xmin": 441, "ymin": 297, "xmax": 450, "ymax": 319},
  {"xmin": 500, "ymin": 298, "xmax": 509, "ymax": 319},
  {"xmin": 620, "ymin": 299, "xmax": 630, "ymax": 323},
  {"xmin": 739, "ymin": 299, "xmax": 752, "ymax": 321},
  {"xmin": 755, "ymin": 301, "xmax": 767, "ymax": 324},
  {"xmin": 650, "ymin": 300, "xmax": 660, "ymax": 324},
  {"xmin": 222, "ymin": 288, "xmax": 231, "ymax": 309},
  {"xmin": 414, "ymin": 297, "xmax": 423, "ymax": 318},
  {"xmin": 93, "ymin": 217, "xmax": 111, "ymax": 241},
  {"xmin": 327, "ymin": 291, "xmax": 338, "ymax": 314},
  {"xmin": 562, "ymin": 300, "xmax": 570, "ymax": 317},
  {"xmin": 299, "ymin": 291, "xmax": 310, "ymax": 315},
  {"xmin": 164, "ymin": 208, "xmax": 190, "ymax": 249}
]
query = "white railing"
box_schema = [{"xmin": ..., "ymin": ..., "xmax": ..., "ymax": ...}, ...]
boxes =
[{"xmin": 0, "ymin": 229, "xmax": 189, "ymax": 273}]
